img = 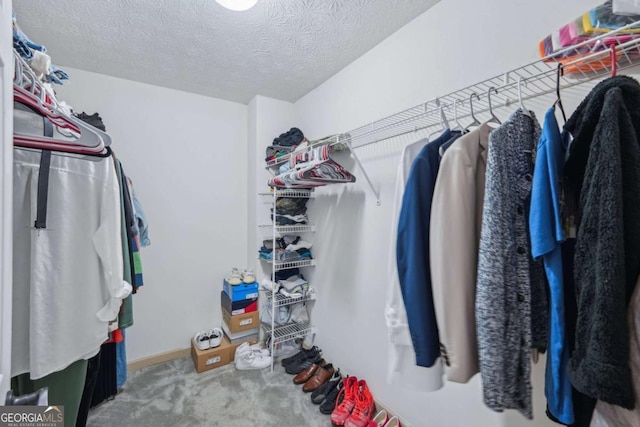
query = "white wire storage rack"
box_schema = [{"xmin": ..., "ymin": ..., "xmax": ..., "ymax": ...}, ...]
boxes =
[
  {"xmin": 259, "ymin": 188, "xmax": 316, "ymax": 370},
  {"xmin": 264, "ymin": 21, "xmax": 640, "ymax": 205}
]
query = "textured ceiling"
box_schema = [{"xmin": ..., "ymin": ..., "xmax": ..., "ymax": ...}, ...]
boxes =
[{"xmin": 14, "ymin": 0, "xmax": 440, "ymax": 104}]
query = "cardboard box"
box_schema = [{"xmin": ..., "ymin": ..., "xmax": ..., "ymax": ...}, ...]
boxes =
[
  {"xmin": 191, "ymin": 337, "xmax": 232, "ymax": 373},
  {"xmin": 222, "ymin": 321, "xmax": 260, "ymax": 344},
  {"xmin": 223, "ymin": 279, "xmax": 259, "ymax": 302},
  {"xmin": 222, "ymin": 306, "xmax": 259, "ymax": 333},
  {"xmin": 221, "ymin": 290, "xmax": 258, "ymax": 315}
]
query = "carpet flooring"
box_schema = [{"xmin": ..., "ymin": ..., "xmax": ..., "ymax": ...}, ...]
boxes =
[{"xmin": 87, "ymin": 356, "xmax": 333, "ymax": 427}]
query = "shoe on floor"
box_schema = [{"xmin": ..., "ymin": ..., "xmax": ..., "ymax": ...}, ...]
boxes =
[
  {"xmin": 303, "ymin": 363, "xmax": 335, "ymax": 392},
  {"xmin": 242, "ymin": 268, "xmax": 255, "ymax": 283},
  {"xmin": 367, "ymin": 409, "xmax": 388, "ymax": 427},
  {"xmin": 194, "ymin": 331, "xmax": 211, "ymax": 350},
  {"xmin": 294, "ymin": 359, "xmax": 326, "ymax": 384},
  {"xmin": 344, "ymin": 380, "xmax": 375, "ymax": 427},
  {"xmin": 235, "ymin": 349, "xmax": 271, "ymax": 370},
  {"xmin": 226, "ymin": 267, "xmax": 242, "ymax": 285},
  {"xmin": 330, "ymin": 376, "xmax": 358, "ymax": 425},
  {"xmin": 320, "ymin": 377, "xmax": 345, "ymax": 415},
  {"xmin": 285, "ymin": 351, "xmax": 322, "ymax": 375},
  {"xmin": 281, "ymin": 346, "xmax": 317, "ymax": 367},
  {"xmin": 311, "ymin": 369, "xmax": 341, "ymax": 404},
  {"xmin": 384, "ymin": 416, "xmax": 401, "ymax": 427},
  {"xmin": 236, "ymin": 342, "xmax": 270, "ymax": 357}
]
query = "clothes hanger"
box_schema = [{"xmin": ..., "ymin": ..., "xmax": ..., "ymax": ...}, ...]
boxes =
[
  {"xmin": 13, "ymin": 51, "xmax": 109, "ymax": 155},
  {"xmin": 465, "ymin": 92, "xmax": 481, "ymax": 132},
  {"xmin": 518, "ymin": 77, "xmax": 531, "ymax": 117},
  {"xmin": 553, "ymin": 63, "xmax": 567, "ymax": 124},
  {"xmin": 427, "ymin": 98, "xmax": 449, "ymax": 140},
  {"xmin": 451, "ymin": 98, "xmax": 465, "ymax": 132},
  {"xmin": 486, "ymin": 87, "xmax": 501, "ymax": 125}
]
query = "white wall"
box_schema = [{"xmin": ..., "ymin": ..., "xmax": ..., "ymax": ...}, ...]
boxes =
[
  {"xmin": 56, "ymin": 68, "xmax": 248, "ymax": 362},
  {"xmin": 293, "ymin": 0, "xmax": 606, "ymax": 426}
]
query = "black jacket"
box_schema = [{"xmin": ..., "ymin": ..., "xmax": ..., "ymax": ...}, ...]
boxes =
[{"xmin": 564, "ymin": 76, "xmax": 640, "ymax": 409}]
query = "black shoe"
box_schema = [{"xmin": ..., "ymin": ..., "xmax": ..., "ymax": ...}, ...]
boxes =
[
  {"xmin": 319, "ymin": 378, "xmax": 344, "ymax": 414},
  {"xmin": 311, "ymin": 369, "xmax": 341, "ymax": 404},
  {"xmin": 281, "ymin": 347, "xmax": 311, "ymax": 367},
  {"xmin": 285, "ymin": 352, "xmax": 322, "ymax": 375}
]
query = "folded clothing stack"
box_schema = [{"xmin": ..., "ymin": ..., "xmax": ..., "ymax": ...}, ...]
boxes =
[
  {"xmin": 265, "ymin": 127, "xmax": 306, "ymax": 163},
  {"xmin": 75, "ymin": 112, "xmax": 107, "ymax": 131},
  {"xmin": 539, "ymin": 1, "xmax": 640, "ymax": 73},
  {"xmin": 272, "ymin": 197, "xmax": 310, "ymax": 225},
  {"xmin": 259, "ymin": 236, "xmax": 313, "ymax": 261}
]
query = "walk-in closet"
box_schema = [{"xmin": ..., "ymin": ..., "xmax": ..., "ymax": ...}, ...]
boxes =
[{"xmin": 2, "ymin": 1, "xmax": 640, "ymax": 426}]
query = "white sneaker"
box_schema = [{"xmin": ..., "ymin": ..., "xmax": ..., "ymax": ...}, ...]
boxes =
[
  {"xmin": 194, "ymin": 331, "xmax": 211, "ymax": 350},
  {"xmin": 209, "ymin": 328, "xmax": 223, "ymax": 348},
  {"xmin": 226, "ymin": 268, "xmax": 242, "ymax": 285},
  {"xmin": 236, "ymin": 342, "xmax": 269, "ymax": 357},
  {"xmin": 286, "ymin": 240, "xmax": 313, "ymax": 251},
  {"xmin": 242, "ymin": 268, "xmax": 256, "ymax": 283},
  {"xmin": 235, "ymin": 351, "xmax": 272, "ymax": 370}
]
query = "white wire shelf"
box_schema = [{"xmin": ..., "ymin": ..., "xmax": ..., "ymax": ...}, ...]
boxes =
[
  {"xmin": 259, "ymin": 189, "xmax": 315, "ymax": 203},
  {"xmin": 261, "ymin": 289, "xmax": 316, "ymax": 307},
  {"xmin": 259, "ymin": 258, "xmax": 316, "ymax": 271},
  {"xmin": 259, "ymin": 224, "xmax": 316, "ymax": 236},
  {"xmin": 343, "ymin": 21, "xmax": 640, "ymax": 150},
  {"xmin": 255, "ymin": 21, "xmax": 640, "ymax": 206},
  {"xmin": 265, "ymin": 141, "xmax": 349, "ymax": 169},
  {"xmin": 262, "ymin": 322, "xmax": 314, "ymax": 345}
]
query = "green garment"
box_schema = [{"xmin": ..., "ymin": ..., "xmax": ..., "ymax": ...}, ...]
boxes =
[
  {"xmin": 114, "ymin": 156, "xmax": 134, "ymax": 329},
  {"xmin": 11, "ymin": 359, "xmax": 88, "ymax": 427}
]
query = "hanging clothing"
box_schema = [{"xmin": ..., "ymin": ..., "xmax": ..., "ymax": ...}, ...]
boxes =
[
  {"xmin": 130, "ymin": 180, "xmax": 151, "ymax": 247},
  {"xmin": 386, "ymin": 136, "xmax": 440, "ymax": 389},
  {"xmin": 475, "ymin": 109, "xmax": 546, "ymax": 419},
  {"xmin": 591, "ymin": 275, "xmax": 640, "ymax": 426},
  {"xmin": 563, "ymin": 76, "xmax": 640, "ymax": 409},
  {"xmin": 396, "ymin": 129, "xmax": 461, "ymax": 369},
  {"xmin": 76, "ymin": 353, "xmax": 101, "ymax": 427},
  {"xmin": 562, "ymin": 238, "xmax": 598, "ymax": 427},
  {"xmin": 430, "ymin": 123, "xmax": 491, "ymax": 383},
  {"xmin": 12, "ymin": 359, "xmax": 88, "ymax": 427},
  {"xmin": 12, "ymin": 149, "xmax": 129, "ymax": 379},
  {"xmin": 529, "ymin": 108, "xmax": 574, "ymax": 424}
]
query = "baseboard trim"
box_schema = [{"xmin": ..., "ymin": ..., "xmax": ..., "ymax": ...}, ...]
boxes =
[{"xmin": 127, "ymin": 347, "xmax": 190, "ymax": 372}]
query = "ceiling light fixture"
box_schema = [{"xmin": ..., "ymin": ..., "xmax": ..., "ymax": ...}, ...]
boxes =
[{"xmin": 215, "ymin": 0, "xmax": 258, "ymax": 11}]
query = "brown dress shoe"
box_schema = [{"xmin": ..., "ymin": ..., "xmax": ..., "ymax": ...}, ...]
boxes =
[
  {"xmin": 293, "ymin": 359, "xmax": 326, "ymax": 384},
  {"xmin": 303, "ymin": 363, "xmax": 335, "ymax": 392}
]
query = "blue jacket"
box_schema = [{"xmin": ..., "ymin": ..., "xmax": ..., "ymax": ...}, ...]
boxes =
[{"xmin": 396, "ymin": 130, "xmax": 459, "ymax": 367}]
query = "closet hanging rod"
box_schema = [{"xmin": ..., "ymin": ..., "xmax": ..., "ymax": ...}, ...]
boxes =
[{"xmin": 343, "ymin": 20, "xmax": 640, "ymax": 149}]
